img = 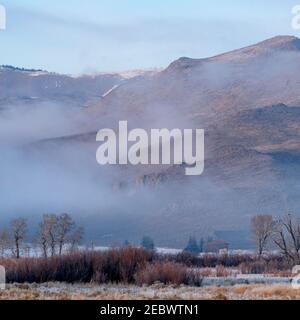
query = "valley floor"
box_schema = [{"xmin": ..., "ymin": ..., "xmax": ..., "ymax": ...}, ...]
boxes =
[{"xmin": 0, "ymin": 282, "xmax": 299, "ymax": 300}]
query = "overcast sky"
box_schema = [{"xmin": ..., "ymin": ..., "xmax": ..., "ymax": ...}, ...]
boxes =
[{"xmin": 0, "ymin": 0, "xmax": 298, "ymax": 74}]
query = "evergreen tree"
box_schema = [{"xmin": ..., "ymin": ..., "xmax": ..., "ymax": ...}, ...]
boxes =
[
  {"xmin": 184, "ymin": 236, "xmax": 200, "ymax": 253},
  {"xmin": 141, "ymin": 236, "xmax": 155, "ymax": 251},
  {"xmin": 123, "ymin": 240, "xmax": 131, "ymax": 247}
]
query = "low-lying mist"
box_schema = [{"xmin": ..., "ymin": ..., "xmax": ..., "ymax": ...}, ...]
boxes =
[
  {"xmin": 0, "ymin": 101, "xmax": 246, "ymax": 246},
  {"xmin": 2, "ymin": 48, "xmax": 300, "ymax": 247}
]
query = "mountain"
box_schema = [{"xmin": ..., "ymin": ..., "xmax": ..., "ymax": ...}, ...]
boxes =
[
  {"xmin": 2, "ymin": 36, "xmax": 300, "ymax": 247},
  {"xmin": 0, "ymin": 65, "xmax": 160, "ymax": 110},
  {"xmin": 91, "ymin": 36, "xmax": 300, "ymax": 125}
]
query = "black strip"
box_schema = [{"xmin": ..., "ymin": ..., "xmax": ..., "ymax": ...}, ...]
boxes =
[{"xmin": 0, "ymin": 300, "xmax": 297, "ymax": 319}]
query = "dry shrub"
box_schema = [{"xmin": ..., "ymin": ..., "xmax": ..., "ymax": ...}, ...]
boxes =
[
  {"xmin": 239, "ymin": 258, "xmax": 290, "ymax": 275},
  {"xmin": 0, "ymin": 248, "xmax": 292, "ymax": 286},
  {"xmin": 3, "ymin": 247, "xmax": 153, "ymax": 284},
  {"xmin": 119, "ymin": 247, "xmax": 150, "ymax": 282},
  {"xmin": 250, "ymin": 285, "xmax": 300, "ymax": 299},
  {"xmin": 134, "ymin": 262, "xmax": 187, "ymax": 286},
  {"xmin": 212, "ymin": 288, "xmax": 228, "ymax": 300},
  {"xmin": 169, "ymin": 252, "xmax": 256, "ymax": 268},
  {"xmin": 272, "ymin": 270, "xmax": 293, "ymax": 277},
  {"xmin": 239, "ymin": 261, "xmax": 267, "ymax": 274},
  {"xmin": 213, "ymin": 293, "xmax": 228, "ymax": 300},
  {"xmin": 185, "ymin": 270, "xmax": 204, "ymax": 287},
  {"xmin": 91, "ymin": 247, "xmax": 152, "ymax": 284},
  {"xmin": 233, "ymin": 286, "xmax": 249, "ymax": 295},
  {"xmin": 215, "ymin": 265, "xmax": 230, "ymax": 277},
  {"xmin": 197, "ymin": 268, "xmax": 214, "ymax": 277}
]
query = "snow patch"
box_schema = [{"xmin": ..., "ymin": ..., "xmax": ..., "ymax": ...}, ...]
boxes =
[{"xmin": 102, "ymin": 85, "xmax": 120, "ymax": 98}]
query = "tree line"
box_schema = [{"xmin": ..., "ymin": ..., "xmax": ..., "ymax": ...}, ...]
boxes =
[
  {"xmin": 0, "ymin": 213, "xmax": 84, "ymax": 259},
  {"xmin": 1, "ymin": 212, "xmax": 299, "ymax": 263},
  {"xmin": 251, "ymin": 213, "xmax": 300, "ymax": 264}
]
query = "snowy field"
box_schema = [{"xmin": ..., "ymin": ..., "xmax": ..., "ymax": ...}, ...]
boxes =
[{"xmin": 1, "ymin": 282, "xmax": 299, "ymax": 300}]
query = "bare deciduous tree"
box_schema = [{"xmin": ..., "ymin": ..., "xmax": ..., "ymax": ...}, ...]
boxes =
[
  {"xmin": 273, "ymin": 214, "xmax": 300, "ymax": 264},
  {"xmin": 57, "ymin": 213, "xmax": 74, "ymax": 256},
  {"xmin": 43, "ymin": 214, "xmax": 58, "ymax": 257},
  {"xmin": 36, "ymin": 223, "xmax": 48, "ymax": 259},
  {"xmin": 69, "ymin": 227, "xmax": 84, "ymax": 252},
  {"xmin": 10, "ymin": 218, "xmax": 27, "ymax": 259},
  {"xmin": 37, "ymin": 214, "xmax": 56, "ymax": 258},
  {"xmin": 36, "ymin": 213, "xmax": 83, "ymax": 257},
  {"xmin": 39, "ymin": 214, "xmax": 59, "ymax": 257},
  {"xmin": 251, "ymin": 215, "xmax": 274, "ymax": 256}
]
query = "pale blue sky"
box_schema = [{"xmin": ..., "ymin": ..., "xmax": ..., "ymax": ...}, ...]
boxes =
[{"xmin": 0, "ymin": 0, "xmax": 298, "ymax": 74}]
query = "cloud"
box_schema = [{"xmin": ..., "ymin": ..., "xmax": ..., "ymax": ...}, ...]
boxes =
[{"xmin": 2, "ymin": 3, "xmax": 286, "ymax": 73}]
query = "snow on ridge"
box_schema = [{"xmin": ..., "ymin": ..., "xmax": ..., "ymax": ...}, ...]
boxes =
[
  {"xmin": 101, "ymin": 85, "xmax": 120, "ymax": 98},
  {"xmin": 70, "ymin": 68, "xmax": 162, "ymax": 80},
  {"xmin": 28, "ymin": 71, "xmax": 49, "ymax": 77},
  {"xmin": 117, "ymin": 68, "xmax": 162, "ymax": 79}
]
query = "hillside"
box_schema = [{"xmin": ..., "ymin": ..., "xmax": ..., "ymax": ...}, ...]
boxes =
[{"xmin": 2, "ymin": 36, "xmax": 300, "ymax": 247}]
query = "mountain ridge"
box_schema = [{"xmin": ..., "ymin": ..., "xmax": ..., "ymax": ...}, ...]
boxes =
[
  {"xmin": 2, "ymin": 35, "xmax": 300, "ymax": 246},
  {"xmin": 166, "ymin": 35, "xmax": 300, "ymax": 72}
]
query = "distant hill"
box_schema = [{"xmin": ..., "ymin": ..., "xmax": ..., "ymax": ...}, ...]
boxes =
[{"xmin": 2, "ymin": 36, "xmax": 300, "ymax": 247}]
